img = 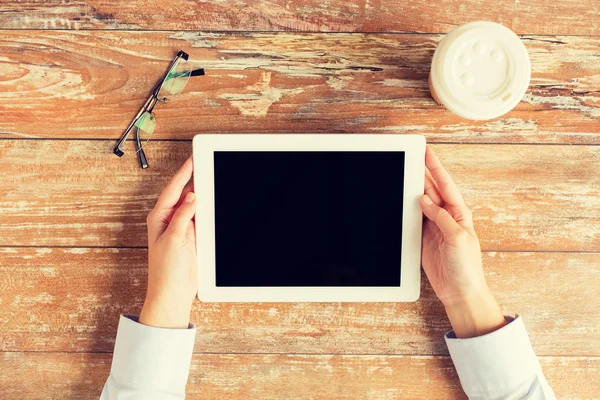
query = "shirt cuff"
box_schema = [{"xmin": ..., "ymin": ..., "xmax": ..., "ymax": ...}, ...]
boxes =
[
  {"xmin": 110, "ymin": 315, "xmax": 196, "ymax": 395},
  {"xmin": 445, "ymin": 315, "xmax": 541, "ymax": 396}
]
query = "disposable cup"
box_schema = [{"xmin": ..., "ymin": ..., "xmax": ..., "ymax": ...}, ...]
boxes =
[{"xmin": 429, "ymin": 21, "xmax": 531, "ymax": 120}]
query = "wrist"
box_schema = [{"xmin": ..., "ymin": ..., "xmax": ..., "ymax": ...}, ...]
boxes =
[
  {"xmin": 444, "ymin": 288, "xmax": 506, "ymax": 338},
  {"xmin": 139, "ymin": 296, "xmax": 192, "ymax": 329}
]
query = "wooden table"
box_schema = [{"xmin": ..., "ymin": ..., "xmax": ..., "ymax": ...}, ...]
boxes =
[{"xmin": 1, "ymin": 1, "xmax": 599, "ymax": 399}]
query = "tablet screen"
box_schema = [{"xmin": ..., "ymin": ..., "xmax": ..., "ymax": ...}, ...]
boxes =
[{"xmin": 214, "ymin": 151, "xmax": 405, "ymax": 287}]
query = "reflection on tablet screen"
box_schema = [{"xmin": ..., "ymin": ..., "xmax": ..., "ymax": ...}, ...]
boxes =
[{"xmin": 214, "ymin": 151, "xmax": 405, "ymax": 287}]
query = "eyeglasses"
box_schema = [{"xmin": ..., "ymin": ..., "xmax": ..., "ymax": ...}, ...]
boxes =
[{"xmin": 113, "ymin": 50, "xmax": 205, "ymax": 169}]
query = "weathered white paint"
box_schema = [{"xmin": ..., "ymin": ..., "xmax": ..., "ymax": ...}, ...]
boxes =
[
  {"xmin": 220, "ymin": 71, "xmax": 305, "ymax": 116},
  {"xmin": 522, "ymin": 93, "xmax": 600, "ymax": 118}
]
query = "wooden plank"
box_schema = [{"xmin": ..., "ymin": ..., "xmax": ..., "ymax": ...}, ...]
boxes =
[
  {"xmin": 1, "ymin": 0, "xmax": 600, "ymax": 35},
  {"xmin": 1, "ymin": 352, "xmax": 599, "ymax": 399},
  {"xmin": 1, "ymin": 248, "xmax": 598, "ymax": 355},
  {"xmin": 1, "ymin": 141, "xmax": 598, "ymax": 251},
  {"xmin": 1, "ymin": 31, "xmax": 600, "ymax": 144}
]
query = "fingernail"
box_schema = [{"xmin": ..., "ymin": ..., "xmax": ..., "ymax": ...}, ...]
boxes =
[
  {"xmin": 423, "ymin": 195, "xmax": 432, "ymax": 205},
  {"xmin": 185, "ymin": 192, "xmax": 195, "ymax": 203}
]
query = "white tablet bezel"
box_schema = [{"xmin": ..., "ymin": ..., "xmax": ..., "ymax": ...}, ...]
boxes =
[{"xmin": 193, "ymin": 134, "xmax": 425, "ymax": 302}]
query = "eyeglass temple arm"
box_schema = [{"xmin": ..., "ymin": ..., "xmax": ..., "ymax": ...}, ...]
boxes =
[
  {"xmin": 113, "ymin": 94, "xmax": 156, "ymax": 157},
  {"xmin": 135, "ymin": 127, "xmax": 149, "ymax": 169},
  {"xmin": 191, "ymin": 68, "xmax": 205, "ymax": 77}
]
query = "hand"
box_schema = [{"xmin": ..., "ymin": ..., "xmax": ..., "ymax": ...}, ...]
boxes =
[
  {"xmin": 139, "ymin": 157, "xmax": 198, "ymax": 329},
  {"xmin": 420, "ymin": 146, "xmax": 506, "ymax": 338}
]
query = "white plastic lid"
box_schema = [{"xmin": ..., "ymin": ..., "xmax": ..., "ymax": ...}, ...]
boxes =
[{"xmin": 430, "ymin": 21, "xmax": 531, "ymax": 120}]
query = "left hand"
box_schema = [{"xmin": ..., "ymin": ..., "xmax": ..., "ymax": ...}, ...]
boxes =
[{"xmin": 139, "ymin": 157, "xmax": 198, "ymax": 329}]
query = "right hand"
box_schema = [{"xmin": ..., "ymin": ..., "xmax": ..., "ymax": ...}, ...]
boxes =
[{"xmin": 420, "ymin": 146, "xmax": 506, "ymax": 338}]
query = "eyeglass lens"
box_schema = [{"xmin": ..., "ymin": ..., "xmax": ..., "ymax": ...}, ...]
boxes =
[
  {"xmin": 158, "ymin": 59, "xmax": 193, "ymax": 99},
  {"xmin": 134, "ymin": 112, "xmax": 156, "ymax": 153}
]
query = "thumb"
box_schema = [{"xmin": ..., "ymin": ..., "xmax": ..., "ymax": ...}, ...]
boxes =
[
  {"xmin": 167, "ymin": 192, "xmax": 197, "ymax": 237},
  {"xmin": 420, "ymin": 194, "xmax": 462, "ymax": 239}
]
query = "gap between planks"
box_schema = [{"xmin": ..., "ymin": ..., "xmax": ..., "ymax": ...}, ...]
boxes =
[
  {"xmin": 4, "ymin": 29, "xmax": 600, "ymax": 37},
  {"xmin": 1, "ymin": 137, "xmax": 600, "ymax": 147},
  {"xmin": 1, "ymin": 349, "xmax": 600, "ymax": 359},
  {"xmin": 1, "ymin": 245, "xmax": 600, "ymax": 254}
]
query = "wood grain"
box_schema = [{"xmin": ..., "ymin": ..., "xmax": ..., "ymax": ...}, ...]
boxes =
[
  {"xmin": 1, "ymin": 31, "xmax": 600, "ymax": 144},
  {"xmin": 1, "ymin": 0, "xmax": 600, "ymax": 35},
  {"xmin": 1, "ymin": 140, "xmax": 598, "ymax": 251},
  {"xmin": 2, "ymin": 3, "xmax": 598, "ymax": 397},
  {"xmin": 1, "ymin": 352, "xmax": 599, "ymax": 399},
  {"xmin": 1, "ymin": 248, "xmax": 598, "ymax": 355}
]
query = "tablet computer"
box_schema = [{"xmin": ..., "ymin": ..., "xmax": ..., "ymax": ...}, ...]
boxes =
[{"xmin": 193, "ymin": 134, "xmax": 425, "ymax": 302}]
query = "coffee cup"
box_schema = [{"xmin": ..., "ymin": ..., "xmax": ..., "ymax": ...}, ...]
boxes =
[{"xmin": 429, "ymin": 21, "xmax": 531, "ymax": 120}]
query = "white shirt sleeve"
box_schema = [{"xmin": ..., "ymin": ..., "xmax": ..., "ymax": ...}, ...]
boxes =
[
  {"xmin": 445, "ymin": 315, "xmax": 556, "ymax": 400},
  {"xmin": 100, "ymin": 315, "xmax": 196, "ymax": 400}
]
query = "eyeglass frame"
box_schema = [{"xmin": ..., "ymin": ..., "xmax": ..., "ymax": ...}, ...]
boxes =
[{"xmin": 113, "ymin": 50, "xmax": 205, "ymax": 169}]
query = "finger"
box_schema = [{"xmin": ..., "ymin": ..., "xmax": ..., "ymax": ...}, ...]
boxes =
[
  {"xmin": 147, "ymin": 180, "xmax": 195, "ymax": 244},
  {"xmin": 176, "ymin": 182, "xmax": 195, "ymax": 209},
  {"xmin": 420, "ymin": 194, "xmax": 462, "ymax": 239},
  {"xmin": 425, "ymin": 147, "xmax": 465, "ymax": 207},
  {"xmin": 447, "ymin": 203, "xmax": 474, "ymax": 229},
  {"xmin": 424, "ymin": 168, "xmax": 444, "ymax": 206},
  {"xmin": 155, "ymin": 156, "xmax": 193, "ymax": 211},
  {"xmin": 165, "ymin": 182, "xmax": 195, "ymax": 223},
  {"xmin": 166, "ymin": 192, "xmax": 197, "ymax": 237}
]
